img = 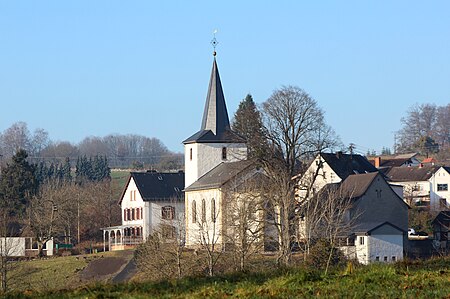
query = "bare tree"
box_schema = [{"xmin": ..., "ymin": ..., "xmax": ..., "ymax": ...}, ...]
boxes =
[
  {"xmin": 135, "ymin": 210, "xmax": 187, "ymax": 279},
  {"xmin": 0, "ymin": 122, "xmax": 31, "ymax": 158},
  {"xmin": 223, "ymin": 174, "xmax": 266, "ymax": 272},
  {"xmin": 260, "ymin": 86, "xmax": 339, "ymax": 266},
  {"xmin": 194, "ymin": 198, "xmax": 222, "ymax": 277},
  {"xmin": 296, "ymin": 181, "xmax": 357, "ymax": 274}
]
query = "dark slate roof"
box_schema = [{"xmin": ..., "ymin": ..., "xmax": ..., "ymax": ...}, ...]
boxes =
[
  {"xmin": 320, "ymin": 152, "xmax": 378, "ymax": 180},
  {"xmin": 119, "ymin": 171, "xmax": 184, "ymax": 203},
  {"xmin": 183, "ymin": 58, "xmax": 245, "ymax": 144},
  {"xmin": 184, "ymin": 160, "xmax": 255, "ymax": 191},
  {"xmin": 339, "ymin": 172, "xmax": 379, "ymax": 198},
  {"xmin": 432, "ymin": 211, "xmax": 450, "ymax": 225},
  {"xmin": 353, "ymin": 221, "xmax": 406, "ymax": 234},
  {"xmin": 385, "ymin": 166, "xmax": 440, "ymax": 182},
  {"xmin": 443, "ymin": 166, "xmax": 450, "ymax": 174}
]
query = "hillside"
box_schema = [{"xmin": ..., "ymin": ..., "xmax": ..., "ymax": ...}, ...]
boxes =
[{"xmin": 4, "ymin": 256, "xmax": 450, "ymax": 298}]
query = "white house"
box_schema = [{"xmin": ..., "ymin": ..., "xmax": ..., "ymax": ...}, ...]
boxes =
[
  {"xmin": 351, "ymin": 222, "xmax": 405, "ymax": 265},
  {"xmin": 430, "ymin": 166, "xmax": 450, "ymax": 209},
  {"xmin": 297, "ymin": 154, "xmax": 408, "ymax": 264},
  {"xmin": 102, "ymin": 170, "xmax": 184, "ymax": 251},
  {"xmin": 384, "ymin": 165, "xmax": 450, "ymax": 210}
]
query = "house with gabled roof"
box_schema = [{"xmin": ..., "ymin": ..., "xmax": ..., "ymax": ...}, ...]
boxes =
[
  {"xmin": 296, "ymin": 151, "xmax": 378, "ymax": 197},
  {"xmin": 370, "ymin": 153, "xmax": 421, "ymax": 170},
  {"xmin": 384, "ymin": 165, "xmax": 450, "ymax": 210},
  {"xmin": 102, "ymin": 171, "xmax": 184, "ymax": 251},
  {"xmin": 297, "ymin": 153, "xmax": 408, "ymax": 264}
]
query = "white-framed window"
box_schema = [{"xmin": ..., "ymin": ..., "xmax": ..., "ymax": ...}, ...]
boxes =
[
  {"xmin": 437, "ymin": 184, "xmax": 448, "ymax": 192},
  {"xmin": 359, "ymin": 236, "xmax": 365, "ymax": 245},
  {"xmin": 162, "ymin": 206, "xmax": 175, "ymax": 220}
]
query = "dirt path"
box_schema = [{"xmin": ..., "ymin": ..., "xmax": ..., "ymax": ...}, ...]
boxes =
[
  {"xmin": 111, "ymin": 258, "xmax": 137, "ymax": 283},
  {"xmin": 79, "ymin": 250, "xmax": 134, "ymax": 282}
]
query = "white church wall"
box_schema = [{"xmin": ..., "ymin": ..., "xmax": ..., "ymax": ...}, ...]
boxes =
[
  {"xmin": 185, "ymin": 189, "xmax": 223, "ymax": 246},
  {"xmin": 185, "ymin": 143, "xmax": 247, "ymax": 188}
]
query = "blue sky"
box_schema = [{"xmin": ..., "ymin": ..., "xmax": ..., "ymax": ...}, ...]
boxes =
[{"xmin": 1, "ymin": 1, "xmax": 449, "ymax": 155}]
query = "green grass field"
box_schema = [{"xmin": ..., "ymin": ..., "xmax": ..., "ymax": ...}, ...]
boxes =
[{"xmin": 4, "ymin": 256, "xmax": 450, "ymax": 298}]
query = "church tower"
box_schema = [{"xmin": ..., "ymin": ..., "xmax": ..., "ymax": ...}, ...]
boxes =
[{"xmin": 183, "ymin": 53, "xmax": 247, "ymax": 188}]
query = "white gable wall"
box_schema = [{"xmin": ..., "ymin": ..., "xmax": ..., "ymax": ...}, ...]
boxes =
[
  {"xmin": 185, "ymin": 143, "xmax": 247, "ymax": 188},
  {"xmin": 430, "ymin": 167, "xmax": 450, "ymax": 209},
  {"xmin": 297, "ymin": 155, "xmax": 342, "ymax": 200},
  {"xmin": 121, "ymin": 178, "xmax": 145, "ymax": 232}
]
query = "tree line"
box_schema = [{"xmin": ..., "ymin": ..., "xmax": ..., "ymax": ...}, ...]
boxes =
[
  {"xmin": 0, "ymin": 122, "xmax": 183, "ymax": 170},
  {"xmin": 396, "ymin": 103, "xmax": 450, "ymax": 158}
]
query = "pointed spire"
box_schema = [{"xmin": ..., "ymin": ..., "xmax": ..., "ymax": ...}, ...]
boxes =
[
  {"xmin": 200, "ymin": 57, "xmax": 230, "ymax": 135},
  {"xmin": 183, "ymin": 55, "xmax": 245, "ymax": 144}
]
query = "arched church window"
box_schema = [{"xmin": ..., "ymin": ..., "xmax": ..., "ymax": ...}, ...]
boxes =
[
  {"xmin": 192, "ymin": 200, "xmax": 197, "ymax": 223},
  {"xmin": 211, "ymin": 198, "xmax": 216, "ymax": 222},
  {"xmin": 201, "ymin": 198, "xmax": 206, "ymax": 223}
]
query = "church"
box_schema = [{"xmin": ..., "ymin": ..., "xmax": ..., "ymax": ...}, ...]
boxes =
[{"xmin": 183, "ymin": 52, "xmax": 265, "ymax": 248}]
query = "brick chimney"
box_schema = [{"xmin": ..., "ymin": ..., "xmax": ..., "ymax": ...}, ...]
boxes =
[{"xmin": 374, "ymin": 157, "xmax": 381, "ymax": 168}]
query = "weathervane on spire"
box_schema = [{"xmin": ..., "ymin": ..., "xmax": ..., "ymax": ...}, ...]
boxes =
[{"xmin": 211, "ymin": 29, "xmax": 218, "ymax": 56}]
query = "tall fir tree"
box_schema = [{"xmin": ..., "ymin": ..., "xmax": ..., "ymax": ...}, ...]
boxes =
[
  {"xmin": 0, "ymin": 149, "xmax": 37, "ymax": 216},
  {"xmin": 232, "ymin": 94, "xmax": 267, "ymax": 159}
]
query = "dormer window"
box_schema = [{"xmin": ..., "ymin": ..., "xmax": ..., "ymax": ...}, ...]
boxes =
[{"xmin": 222, "ymin": 147, "xmax": 227, "ymax": 160}]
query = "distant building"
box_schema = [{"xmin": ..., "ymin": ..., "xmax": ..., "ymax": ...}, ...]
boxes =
[{"xmin": 102, "ymin": 171, "xmax": 184, "ymax": 251}]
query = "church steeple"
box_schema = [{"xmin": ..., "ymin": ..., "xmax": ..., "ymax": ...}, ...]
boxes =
[
  {"xmin": 200, "ymin": 57, "xmax": 230, "ymax": 136},
  {"xmin": 183, "ymin": 55, "xmax": 245, "ymax": 144}
]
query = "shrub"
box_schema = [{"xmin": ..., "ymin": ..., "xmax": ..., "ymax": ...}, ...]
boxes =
[{"xmin": 306, "ymin": 239, "xmax": 346, "ymax": 271}]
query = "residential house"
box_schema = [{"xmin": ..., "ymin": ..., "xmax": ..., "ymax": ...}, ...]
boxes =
[
  {"xmin": 102, "ymin": 170, "xmax": 184, "ymax": 251},
  {"xmin": 297, "ymin": 151, "xmax": 378, "ymax": 196},
  {"xmin": 432, "ymin": 211, "xmax": 450, "ymax": 250},
  {"xmin": 370, "ymin": 153, "xmax": 421, "ymax": 170},
  {"xmin": 297, "ymin": 154, "xmax": 408, "ymax": 264},
  {"xmin": 384, "ymin": 165, "xmax": 450, "ymax": 210}
]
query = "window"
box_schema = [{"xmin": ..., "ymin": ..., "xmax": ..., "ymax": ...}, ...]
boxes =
[
  {"xmin": 124, "ymin": 209, "xmax": 127, "ymax": 221},
  {"xmin": 222, "ymin": 147, "xmax": 227, "ymax": 160},
  {"xmin": 438, "ymin": 184, "xmax": 448, "ymax": 192},
  {"xmin": 359, "ymin": 236, "xmax": 365, "ymax": 245},
  {"xmin": 136, "ymin": 208, "xmax": 140, "ymax": 220},
  {"xmin": 161, "ymin": 225, "xmax": 176, "ymax": 239},
  {"xmin": 162, "ymin": 206, "xmax": 175, "ymax": 220},
  {"xmin": 392, "ymin": 256, "xmax": 396, "ymax": 262},
  {"xmin": 131, "ymin": 208, "xmax": 135, "ymax": 220},
  {"xmin": 211, "ymin": 199, "xmax": 216, "ymax": 222},
  {"xmin": 201, "ymin": 198, "xmax": 206, "ymax": 223},
  {"xmin": 375, "ymin": 256, "xmax": 380, "ymax": 262},
  {"xmin": 140, "ymin": 207, "xmax": 143, "ymax": 220},
  {"xmin": 192, "ymin": 200, "xmax": 197, "ymax": 223},
  {"xmin": 384, "ymin": 256, "xmax": 388, "ymax": 262},
  {"xmin": 127, "ymin": 209, "xmax": 131, "ymax": 221},
  {"xmin": 190, "ymin": 148, "xmax": 193, "ymax": 161}
]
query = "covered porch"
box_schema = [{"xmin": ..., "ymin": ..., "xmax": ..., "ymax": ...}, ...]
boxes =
[{"xmin": 101, "ymin": 225, "xmax": 144, "ymax": 251}]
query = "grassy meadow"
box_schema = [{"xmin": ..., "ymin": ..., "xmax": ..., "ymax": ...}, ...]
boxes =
[{"xmin": 3, "ymin": 255, "xmax": 450, "ymax": 298}]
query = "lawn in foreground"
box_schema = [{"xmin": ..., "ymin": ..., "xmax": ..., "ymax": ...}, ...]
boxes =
[{"xmin": 7, "ymin": 257, "xmax": 450, "ymax": 298}]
